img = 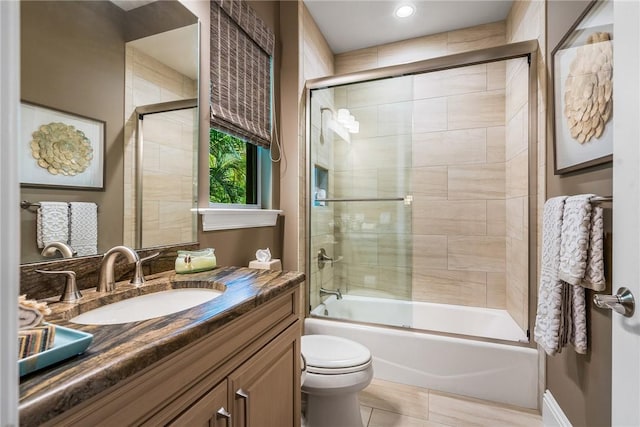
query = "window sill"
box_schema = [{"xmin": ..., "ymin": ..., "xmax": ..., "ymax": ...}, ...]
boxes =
[{"xmin": 194, "ymin": 208, "xmax": 283, "ymax": 231}]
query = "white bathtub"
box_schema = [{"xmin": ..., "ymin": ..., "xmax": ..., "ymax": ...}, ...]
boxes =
[
  {"xmin": 306, "ymin": 296, "xmax": 539, "ymax": 409},
  {"xmin": 312, "ymin": 294, "xmax": 528, "ymax": 342}
]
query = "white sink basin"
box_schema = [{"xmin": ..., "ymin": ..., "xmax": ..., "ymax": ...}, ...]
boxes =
[{"xmin": 70, "ymin": 288, "xmax": 223, "ymax": 325}]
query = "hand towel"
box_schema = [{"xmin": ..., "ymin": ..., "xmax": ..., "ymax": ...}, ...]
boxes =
[
  {"xmin": 534, "ymin": 196, "xmax": 567, "ymax": 356},
  {"xmin": 36, "ymin": 202, "xmax": 69, "ymax": 249},
  {"xmin": 18, "ymin": 324, "xmax": 56, "ymax": 359},
  {"xmin": 569, "ymin": 284, "xmax": 588, "ymax": 354},
  {"xmin": 558, "ymin": 194, "xmax": 594, "ymax": 286},
  {"xmin": 583, "ymin": 204, "xmax": 606, "ymax": 291},
  {"xmin": 557, "ymin": 194, "xmax": 595, "ymax": 354},
  {"xmin": 69, "ymin": 202, "xmax": 98, "ymax": 256}
]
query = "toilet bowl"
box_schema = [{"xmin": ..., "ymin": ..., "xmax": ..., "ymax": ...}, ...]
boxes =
[{"xmin": 301, "ymin": 334, "xmax": 374, "ymax": 427}]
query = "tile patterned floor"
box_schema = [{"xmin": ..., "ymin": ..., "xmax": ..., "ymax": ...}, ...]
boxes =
[{"xmin": 358, "ymin": 379, "xmax": 542, "ymax": 427}]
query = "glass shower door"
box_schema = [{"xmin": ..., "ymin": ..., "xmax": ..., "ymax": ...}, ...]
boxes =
[{"xmin": 308, "ymin": 76, "xmax": 414, "ymax": 325}]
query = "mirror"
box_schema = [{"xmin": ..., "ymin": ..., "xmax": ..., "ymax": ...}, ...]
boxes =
[{"xmin": 20, "ymin": 0, "xmax": 199, "ymax": 264}]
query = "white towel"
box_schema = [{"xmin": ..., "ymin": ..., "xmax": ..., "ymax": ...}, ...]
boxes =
[
  {"xmin": 558, "ymin": 194, "xmax": 595, "ymax": 286},
  {"xmin": 569, "ymin": 283, "xmax": 588, "ymax": 354},
  {"xmin": 534, "ymin": 196, "xmax": 567, "ymax": 356},
  {"xmin": 36, "ymin": 202, "xmax": 69, "ymax": 249},
  {"xmin": 69, "ymin": 202, "xmax": 98, "ymax": 256},
  {"xmin": 583, "ymin": 204, "xmax": 606, "ymax": 291},
  {"xmin": 535, "ymin": 195, "xmax": 597, "ymax": 355}
]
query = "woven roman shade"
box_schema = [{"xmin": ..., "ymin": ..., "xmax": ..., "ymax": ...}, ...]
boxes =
[{"xmin": 210, "ymin": 0, "xmax": 274, "ymax": 149}]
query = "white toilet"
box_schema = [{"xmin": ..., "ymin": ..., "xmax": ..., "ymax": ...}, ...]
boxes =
[{"xmin": 301, "ymin": 334, "xmax": 374, "ymax": 427}]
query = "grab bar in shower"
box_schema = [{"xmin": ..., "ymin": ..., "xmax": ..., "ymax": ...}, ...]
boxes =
[{"xmin": 315, "ymin": 195, "xmax": 413, "ymax": 205}]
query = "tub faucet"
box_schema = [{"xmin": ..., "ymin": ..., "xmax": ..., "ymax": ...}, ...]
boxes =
[
  {"xmin": 320, "ymin": 287, "xmax": 343, "ymax": 300},
  {"xmin": 98, "ymin": 246, "xmax": 139, "ymax": 292},
  {"xmin": 41, "ymin": 241, "xmax": 76, "ymax": 259}
]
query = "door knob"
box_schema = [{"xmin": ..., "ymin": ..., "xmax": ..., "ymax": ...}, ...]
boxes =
[{"xmin": 593, "ymin": 287, "xmax": 635, "ymax": 317}]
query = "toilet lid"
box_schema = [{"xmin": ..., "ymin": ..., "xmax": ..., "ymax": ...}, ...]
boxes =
[{"xmin": 301, "ymin": 335, "xmax": 371, "ymax": 372}]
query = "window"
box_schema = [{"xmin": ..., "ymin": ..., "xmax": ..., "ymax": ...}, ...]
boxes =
[
  {"xmin": 200, "ymin": 0, "xmax": 281, "ymax": 231},
  {"xmin": 209, "ymin": 129, "xmax": 258, "ymax": 206}
]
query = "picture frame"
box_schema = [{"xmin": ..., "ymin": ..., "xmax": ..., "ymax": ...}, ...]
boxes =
[
  {"xmin": 20, "ymin": 101, "xmax": 105, "ymax": 190},
  {"xmin": 552, "ymin": 0, "xmax": 613, "ymax": 175}
]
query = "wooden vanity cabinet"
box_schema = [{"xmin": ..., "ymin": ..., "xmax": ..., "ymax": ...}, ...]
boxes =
[
  {"xmin": 46, "ymin": 286, "xmax": 302, "ymax": 427},
  {"xmin": 227, "ymin": 323, "xmax": 298, "ymax": 427},
  {"xmin": 172, "ymin": 323, "xmax": 299, "ymax": 427}
]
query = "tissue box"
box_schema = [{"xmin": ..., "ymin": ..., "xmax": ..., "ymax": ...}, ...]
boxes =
[{"xmin": 249, "ymin": 259, "xmax": 282, "ymax": 271}]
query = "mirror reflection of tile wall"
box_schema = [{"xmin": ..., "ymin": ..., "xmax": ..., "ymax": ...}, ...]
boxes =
[{"xmin": 123, "ymin": 45, "xmax": 197, "ymax": 248}]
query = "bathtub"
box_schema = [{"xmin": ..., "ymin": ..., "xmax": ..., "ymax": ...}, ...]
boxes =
[{"xmin": 306, "ymin": 295, "xmax": 539, "ymax": 409}]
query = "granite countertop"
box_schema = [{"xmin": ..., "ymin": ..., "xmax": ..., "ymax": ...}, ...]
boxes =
[{"xmin": 19, "ymin": 266, "xmax": 305, "ymax": 426}]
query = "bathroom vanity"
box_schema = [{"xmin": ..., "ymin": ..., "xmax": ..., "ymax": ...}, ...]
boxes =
[{"xmin": 19, "ymin": 267, "xmax": 304, "ymax": 427}]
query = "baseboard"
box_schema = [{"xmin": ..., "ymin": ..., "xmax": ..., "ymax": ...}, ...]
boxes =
[{"xmin": 542, "ymin": 390, "xmax": 573, "ymax": 427}]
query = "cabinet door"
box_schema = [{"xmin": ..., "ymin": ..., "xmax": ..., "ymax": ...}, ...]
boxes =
[
  {"xmin": 229, "ymin": 323, "xmax": 300, "ymax": 427},
  {"xmin": 169, "ymin": 380, "xmax": 231, "ymax": 427}
]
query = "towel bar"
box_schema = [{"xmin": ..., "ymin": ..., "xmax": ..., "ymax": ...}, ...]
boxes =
[
  {"xmin": 594, "ymin": 287, "xmax": 634, "ymax": 317},
  {"xmin": 591, "ymin": 196, "xmax": 612, "ymax": 204},
  {"xmin": 20, "ymin": 200, "xmax": 99, "ymax": 212}
]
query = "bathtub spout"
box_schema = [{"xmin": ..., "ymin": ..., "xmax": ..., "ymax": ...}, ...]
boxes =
[{"xmin": 320, "ymin": 287, "xmax": 342, "ymax": 300}]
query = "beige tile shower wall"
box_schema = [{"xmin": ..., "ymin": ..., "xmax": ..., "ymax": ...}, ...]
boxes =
[
  {"xmin": 505, "ymin": 57, "xmax": 530, "ymax": 329},
  {"xmin": 335, "ymin": 76, "xmax": 414, "ymax": 299},
  {"xmin": 506, "ymin": 0, "xmax": 546, "ymax": 334},
  {"xmin": 309, "ymin": 88, "xmax": 337, "ymax": 310},
  {"xmin": 123, "ymin": 46, "xmax": 197, "ymax": 248},
  {"xmin": 335, "ymin": 21, "xmax": 506, "ymax": 74},
  {"xmin": 411, "ymin": 64, "xmax": 507, "ymax": 308},
  {"xmin": 333, "ymin": 21, "xmax": 509, "ymax": 307}
]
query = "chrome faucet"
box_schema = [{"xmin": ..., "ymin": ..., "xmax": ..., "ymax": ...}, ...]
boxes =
[
  {"xmin": 320, "ymin": 287, "xmax": 343, "ymax": 300},
  {"xmin": 98, "ymin": 246, "xmax": 140, "ymax": 292},
  {"xmin": 41, "ymin": 241, "xmax": 76, "ymax": 259}
]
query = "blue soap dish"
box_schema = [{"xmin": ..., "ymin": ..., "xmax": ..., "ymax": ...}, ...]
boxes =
[{"xmin": 19, "ymin": 324, "xmax": 93, "ymax": 377}]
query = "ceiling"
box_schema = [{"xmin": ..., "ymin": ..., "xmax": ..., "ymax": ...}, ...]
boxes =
[{"xmin": 303, "ymin": 0, "xmax": 514, "ymax": 54}]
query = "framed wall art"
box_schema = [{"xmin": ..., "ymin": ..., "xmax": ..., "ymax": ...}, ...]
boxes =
[
  {"xmin": 552, "ymin": 0, "xmax": 613, "ymax": 175},
  {"xmin": 20, "ymin": 102, "xmax": 105, "ymax": 190}
]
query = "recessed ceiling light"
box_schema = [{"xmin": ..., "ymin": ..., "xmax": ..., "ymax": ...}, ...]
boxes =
[{"xmin": 394, "ymin": 4, "xmax": 415, "ymax": 18}]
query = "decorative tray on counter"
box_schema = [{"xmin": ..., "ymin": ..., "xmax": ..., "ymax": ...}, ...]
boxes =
[{"xmin": 19, "ymin": 324, "xmax": 93, "ymax": 376}]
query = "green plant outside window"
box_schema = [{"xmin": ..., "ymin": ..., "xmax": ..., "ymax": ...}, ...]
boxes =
[{"xmin": 209, "ymin": 129, "xmax": 247, "ymax": 204}]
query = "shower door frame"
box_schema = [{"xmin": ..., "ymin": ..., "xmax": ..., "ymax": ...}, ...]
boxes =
[
  {"xmin": 134, "ymin": 98, "xmax": 198, "ymax": 248},
  {"xmin": 304, "ymin": 40, "xmax": 539, "ymax": 344}
]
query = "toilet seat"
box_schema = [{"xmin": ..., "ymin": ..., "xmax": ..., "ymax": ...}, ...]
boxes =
[{"xmin": 302, "ymin": 335, "xmax": 372, "ymax": 375}]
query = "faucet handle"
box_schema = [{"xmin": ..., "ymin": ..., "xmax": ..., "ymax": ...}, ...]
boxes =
[
  {"xmin": 130, "ymin": 252, "xmax": 160, "ymax": 286},
  {"xmin": 35, "ymin": 269, "xmax": 82, "ymax": 302}
]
